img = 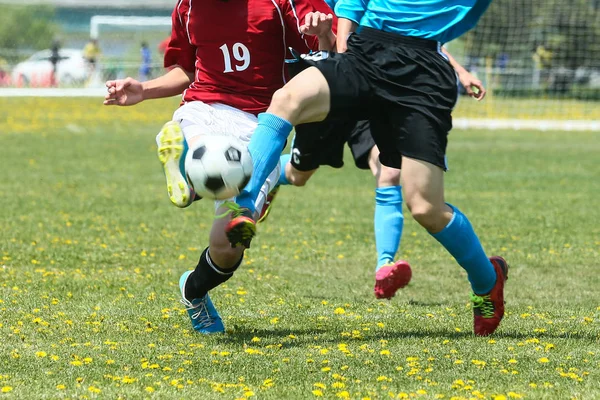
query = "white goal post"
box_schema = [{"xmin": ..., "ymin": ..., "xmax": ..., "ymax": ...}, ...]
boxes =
[{"xmin": 90, "ymin": 16, "xmax": 172, "ymax": 40}]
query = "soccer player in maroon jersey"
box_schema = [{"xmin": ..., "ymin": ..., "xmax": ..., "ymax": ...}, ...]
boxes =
[{"xmin": 104, "ymin": 0, "xmax": 336, "ymax": 334}]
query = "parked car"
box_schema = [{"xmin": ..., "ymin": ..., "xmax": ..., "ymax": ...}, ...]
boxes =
[{"xmin": 11, "ymin": 48, "xmax": 88, "ymax": 86}]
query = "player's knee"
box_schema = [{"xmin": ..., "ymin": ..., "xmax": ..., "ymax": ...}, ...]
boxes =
[
  {"xmin": 377, "ymin": 166, "xmax": 401, "ymax": 187},
  {"xmin": 270, "ymin": 88, "xmax": 301, "ymax": 122},
  {"xmin": 287, "ymin": 173, "xmax": 309, "ymax": 187},
  {"xmin": 287, "ymin": 167, "xmax": 314, "ymax": 187},
  {"xmin": 407, "ymin": 201, "xmax": 445, "ymax": 232}
]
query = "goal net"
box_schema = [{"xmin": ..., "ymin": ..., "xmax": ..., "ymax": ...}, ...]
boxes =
[
  {"xmin": 88, "ymin": 15, "xmax": 172, "ymax": 87},
  {"xmin": 448, "ymin": 0, "xmax": 600, "ymax": 131}
]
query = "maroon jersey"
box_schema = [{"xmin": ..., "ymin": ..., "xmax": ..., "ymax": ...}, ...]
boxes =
[{"xmin": 164, "ymin": 0, "xmax": 335, "ymax": 114}]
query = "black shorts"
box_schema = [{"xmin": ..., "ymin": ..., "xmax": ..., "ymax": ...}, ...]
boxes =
[
  {"xmin": 291, "ymin": 120, "xmax": 374, "ymax": 171},
  {"xmin": 296, "ymin": 28, "xmax": 457, "ymax": 170}
]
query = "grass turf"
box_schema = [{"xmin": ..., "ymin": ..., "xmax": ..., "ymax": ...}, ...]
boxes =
[{"xmin": 0, "ymin": 97, "xmax": 599, "ymax": 399}]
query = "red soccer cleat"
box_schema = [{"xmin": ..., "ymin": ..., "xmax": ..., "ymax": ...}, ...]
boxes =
[
  {"xmin": 374, "ymin": 260, "xmax": 412, "ymax": 299},
  {"xmin": 472, "ymin": 256, "xmax": 509, "ymax": 336}
]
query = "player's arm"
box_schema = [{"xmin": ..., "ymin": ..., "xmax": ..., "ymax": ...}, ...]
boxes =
[
  {"xmin": 283, "ymin": 0, "xmax": 337, "ymax": 52},
  {"xmin": 336, "ymin": 18, "xmax": 357, "ymax": 53},
  {"xmin": 441, "ymin": 47, "xmax": 486, "ymax": 101},
  {"xmin": 300, "ymin": 12, "xmax": 336, "ymax": 51},
  {"xmin": 104, "ymin": 67, "xmax": 193, "ymax": 106},
  {"xmin": 333, "ymin": 0, "xmax": 365, "ymax": 52}
]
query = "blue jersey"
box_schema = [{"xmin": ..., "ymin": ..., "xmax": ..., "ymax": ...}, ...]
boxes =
[
  {"xmin": 334, "ymin": 0, "xmax": 492, "ymax": 44},
  {"xmin": 324, "ymin": 0, "xmax": 336, "ymax": 9}
]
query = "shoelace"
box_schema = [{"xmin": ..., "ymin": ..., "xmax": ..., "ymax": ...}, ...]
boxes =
[
  {"xmin": 215, "ymin": 201, "xmax": 248, "ymax": 219},
  {"xmin": 179, "ymin": 298, "xmax": 213, "ymax": 328},
  {"xmin": 471, "ymin": 293, "xmax": 495, "ymax": 318}
]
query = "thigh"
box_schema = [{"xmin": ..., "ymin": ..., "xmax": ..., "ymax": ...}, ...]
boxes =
[
  {"xmin": 400, "ymin": 156, "xmax": 446, "ymax": 211},
  {"xmin": 346, "ymin": 120, "xmax": 375, "ymax": 170}
]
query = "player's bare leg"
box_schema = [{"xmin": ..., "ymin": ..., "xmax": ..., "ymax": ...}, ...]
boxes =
[
  {"xmin": 227, "ymin": 67, "xmax": 332, "ymax": 247},
  {"xmin": 268, "ymin": 67, "xmax": 331, "ymax": 125},
  {"xmin": 368, "ymin": 146, "xmax": 411, "ymax": 299},
  {"xmin": 401, "ymin": 156, "xmax": 507, "ymax": 336}
]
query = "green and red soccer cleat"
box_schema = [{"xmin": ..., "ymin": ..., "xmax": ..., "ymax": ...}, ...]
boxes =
[
  {"xmin": 471, "ymin": 256, "xmax": 509, "ymax": 336},
  {"xmin": 220, "ymin": 202, "xmax": 256, "ymax": 248}
]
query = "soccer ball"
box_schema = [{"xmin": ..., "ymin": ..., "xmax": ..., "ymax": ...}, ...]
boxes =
[{"xmin": 184, "ymin": 135, "xmax": 253, "ymax": 200}]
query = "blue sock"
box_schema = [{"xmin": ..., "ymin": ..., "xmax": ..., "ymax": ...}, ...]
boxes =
[
  {"xmin": 236, "ymin": 113, "xmax": 292, "ymax": 212},
  {"xmin": 374, "ymin": 186, "xmax": 404, "ymax": 270},
  {"xmin": 278, "ymin": 154, "xmax": 291, "ymax": 186},
  {"xmin": 431, "ymin": 204, "xmax": 497, "ymax": 294}
]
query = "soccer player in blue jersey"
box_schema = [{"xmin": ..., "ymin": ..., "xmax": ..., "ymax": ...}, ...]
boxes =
[
  {"xmin": 257, "ymin": 2, "xmax": 486, "ymax": 300},
  {"xmin": 224, "ymin": 0, "xmax": 509, "ymax": 336}
]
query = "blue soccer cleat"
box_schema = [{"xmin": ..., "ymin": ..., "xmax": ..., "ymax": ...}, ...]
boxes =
[
  {"xmin": 179, "ymin": 271, "xmax": 225, "ymax": 334},
  {"xmin": 157, "ymin": 121, "xmax": 196, "ymax": 208}
]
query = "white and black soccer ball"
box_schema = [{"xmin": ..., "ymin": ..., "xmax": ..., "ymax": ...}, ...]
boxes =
[{"xmin": 184, "ymin": 135, "xmax": 253, "ymax": 200}]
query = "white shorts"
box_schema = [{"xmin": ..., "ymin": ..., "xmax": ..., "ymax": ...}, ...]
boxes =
[
  {"xmin": 173, "ymin": 101, "xmax": 257, "ymax": 145},
  {"xmin": 159, "ymin": 101, "xmax": 280, "ymax": 214}
]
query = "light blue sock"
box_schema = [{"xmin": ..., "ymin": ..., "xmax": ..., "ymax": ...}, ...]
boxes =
[
  {"xmin": 375, "ymin": 186, "xmax": 404, "ymax": 270},
  {"xmin": 431, "ymin": 204, "xmax": 497, "ymax": 294},
  {"xmin": 236, "ymin": 113, "xmax": 292, "ymax": 212},
  {"xmin": 278, "ymin": 154, "xmax": 291, "ymax": 186}
]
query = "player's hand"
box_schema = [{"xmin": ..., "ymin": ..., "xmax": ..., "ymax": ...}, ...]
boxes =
[
  {"xmin": 300, "ymin": 12, "xmax": 334, "ymax": 37},
  {"xmin": 458, "ymin": 70, "xmax": 486, "ymax": 101},
  {"xmin": 104, "ymin": 78, "xmax": 144, "ymax": 106}
]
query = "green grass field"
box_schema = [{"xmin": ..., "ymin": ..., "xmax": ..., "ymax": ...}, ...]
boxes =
[{"xmin": 1, "ymin": 98, "xmax": 599, "ymax": 399}]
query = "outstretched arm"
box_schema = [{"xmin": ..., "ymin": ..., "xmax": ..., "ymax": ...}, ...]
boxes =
[{"xmin": 104, "ymin": 67, "xmax": 193, "ymax": 106}]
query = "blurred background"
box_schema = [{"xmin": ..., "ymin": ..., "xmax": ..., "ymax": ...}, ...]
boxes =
[{"xmin": 0, "ymin": 0, "xmax": 598, "ymax": 125}]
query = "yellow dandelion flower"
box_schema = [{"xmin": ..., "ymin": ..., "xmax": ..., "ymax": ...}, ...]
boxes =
[
  {"xmin": 334, "ymin": 308, "xmax": 346, "ymax": 315},
  {"xmin": 70, "ymin": 360, "xmax": 83, "ymax": 366},
  {"xmin": 1, "ymin": 387, "xmax": 13, "ymax": 393},
  {"xmin": 312, "ymin": 389, "xmax": 323, "ymax": 396},
  {"xmin": 251, "ymin": 337, "xmax": 261, "ymax": 343},
  {"xmin": 88, "ymin": 386, "xmax": 101, "ymax": 394},
  {"xmin": 145, "ymin": 387, "xmax": 155, "ymax": 393},
  {"xmin": 336, "ymin": 391, "xmax": 350, "ymax": 398},
  {"xmin": 56, "ymin": 384, "xmax": 66, "ymax": 390},
  {"xmin": 508, "ymin": 393, "xmax": 523, "ymax": 399},
  {"xmin": 35, "ymin": 351, "xmax": 47, "ymax": 358},
  {"xmin": 538, "ymin": 357, "xmax": 550, "ymax": 363},
  {"xmin": 380, "ymin": 350, "xmax": 391, "ymax": 356}
]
